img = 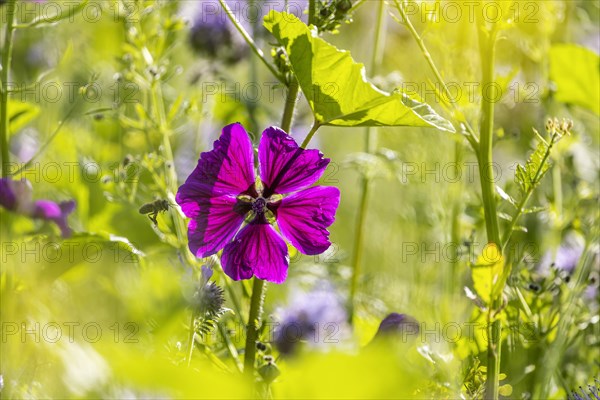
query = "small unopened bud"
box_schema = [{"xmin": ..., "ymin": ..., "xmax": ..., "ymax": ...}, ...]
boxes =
[
  {"xmin": 258, "ymin": 358, "xmax": 280, "ymax": 384},
  {"xmin": 336, "ymin": 0, "xmax": 353, "ymax": 13},
  {"xmin": 256, "ymin": 342, "xmax": 267, "ymax": 352},
  {"xmin": 374, "ymin": 313, "xmax": 420, "ymax": 339}
]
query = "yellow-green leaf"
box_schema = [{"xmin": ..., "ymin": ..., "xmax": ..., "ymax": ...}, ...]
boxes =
[
  {"xmin": 550, "ymin": 44, "xmax": 600, "ymax": 115},
  {"xmin": 264, "ymin": 11, "xmax": 455, "ymax": 131},
  {"xmin": 471, "ymin": 244, "xmax": 505, "ymax": 304}
]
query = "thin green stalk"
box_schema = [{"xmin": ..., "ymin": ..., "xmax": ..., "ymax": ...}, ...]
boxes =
[
  {"xmin": 243, "ymin": 277, "xmax": 266, "ymax": 375},
  {"xmin": 1, "ymin": 0, "xmax": 17, "ymax": 178},
  {"xmin": 186, "ymin": 311, "xmax": 197, "ymax": 367},
  {"xmin": 244, "ymin": 69, "xmax": 300, "ymax": 377},
  {"xmin": 533, "ymin": 241, "xmax": 596, "ymax": 399},
  {"xmin": 308, "ymin": 0, "xmax": 317, "ymax": 26},
  {"xmin": 501, "ymin": 132, "xmax": 558, "ymax": 252},
  {"xmin": 280, "ymin": 78, "xmax": 299, "ymax": 132},
  {"xmin": 300, "ymin": 120, "xmax": 321, "ymax": 148},
  {"xmin": 151, "ymin": 82, "xmax": 201, "ymax": 367},
  {"xmin": 393, "ymin": 0, "xmax": 479, "ymax": 152},
  {"xmin": 478, "ymin": 24, "xmax": 502, "ymax": 400},
  {"xmin": 348, "ymin": 0, "xmax": 386, "ymax": 324},
  {"xmin": 12, "ymin": 103, "xmax": 79, "ymax": 175},
  {"xmin": 247, "ymin": 0, "xmax": 259, "ymax": 134},
  {"xmin": 449, "ymin": 140, "xmax": 465, "ymax": 294},
  {"xmin": 218, "ymin": 0, "xmax": 284, "ymax": 83},
  {"xmin": 348, "ymin": 0, "xmax": 367, "ymax": 14},
  {"xmin": 218, "ymin": 321, "xmax": 243, "ymax": 372}
]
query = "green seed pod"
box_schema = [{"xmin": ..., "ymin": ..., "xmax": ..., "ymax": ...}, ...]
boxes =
[{"xmin": 258, "ymin": 360, "xmax": 280, "ymax": 384}]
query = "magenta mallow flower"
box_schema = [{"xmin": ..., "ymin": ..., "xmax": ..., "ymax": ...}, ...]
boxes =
[
  {"xmin": 176, "ymin": 123, "xmax": 340, "ymax": 283},
  {"xmin": 0, "ymin": 178, "xmax": 75, "ymax": 237}
]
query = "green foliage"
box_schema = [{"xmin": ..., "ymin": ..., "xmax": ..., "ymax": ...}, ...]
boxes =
[
  {"xmin": 264, "ymin": 11, "xmax": 454, "ymax": 131},
  {"xmin": 549, "ymin": 44, "xmax": 600, "ymax": 115},
  {"xmin": 515, "ymin": 140, "xmax": 552, "ymax": 194},
  {"xmin": 471, "ymin": 244, "xmax": 508, "ymax": 305}
]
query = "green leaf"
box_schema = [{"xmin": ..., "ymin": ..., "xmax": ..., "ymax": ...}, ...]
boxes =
[
  {"xmin": 8, "ymin": 100, "xmax": 40, "ymax": 135},
  {"xmin": 471, "ymin": 244, "xmax": 506, "ymax": 304},
  {"xmin": 515, "ymin": 141, "xmax": 551, "ymax": 194},
  {"xmin": 264, "ymin": 11, "xmax": 454, "ymax": 131},
  {"xmin": 16, "ymin": 0, "xmax": 90, "ymax": 29},
  {"xmin": 499, "ymin": 384, "xmax": 513, "ymax": 397},
  {"xmin": 496, "ymin": 185, "xmax": 516, "ymax": 207},
  {"xmin": 549, "ymin": 44, "xmax": 600, "ymax": 115}
]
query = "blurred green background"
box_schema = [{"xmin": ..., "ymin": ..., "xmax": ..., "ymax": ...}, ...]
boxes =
[{"xmin": 1, "ymin": 0, "xmax": 598, "ymax": 398}]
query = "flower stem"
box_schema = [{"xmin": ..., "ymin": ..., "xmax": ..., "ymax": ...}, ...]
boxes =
[
  {"xmin": 1, "ymin": 0, "xmax": 17, "ymax": 178},
  {"xmin": 393, "ymin": 0, "xmax": 479, "ymax": 151},
  {"xmin": 243, "ymin": 64, "xmax": 300, "ymax": 377},
  {"xmin": 280, "ymin": 78, "xmax": 299, "ymax": 133},
  {"xmin": 477, "ymin": 24, "xmax": 502, "ymax": 400},
  {"xmin": 243, "ymin": 277, "xmax": 266, "ymax": 375},
  {"xmin": 308, "ymin": 0, "xmax": 317, "ymax": 26},
  {"xmin": 218, "ymin": 0, "xmax": 284, "ymax": 83},
  {"xmin": 300, "ymin": 120, "xmax": 320, "ymax": 149},
  {"xmin": 501, "ymin": 133, "xmax": 558, "ymax": 252},
  {"xmin": 348, "ymin": 0, "xmax": 386, "ymax": 324},
  {"xmin": 186, "ymin": 311, "xmax": 197, "ymax": 367}
]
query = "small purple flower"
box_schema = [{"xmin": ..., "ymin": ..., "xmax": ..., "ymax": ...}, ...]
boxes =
[
  {"xmin": 374, "ymin": 313, "xmax": 420, "ymax": 340},
  {"xmin": 0, "ymin": 178, "xmax": 75, "ymax": 237},
  {"xmin": 177, "ymin": 123, "xmax": 340, "ymax": 283},
  {"xmin": 184, "ymin": 1, "xmax": 246, "ymax": 64},
  {"xmin": 273, "ymin": 285, "xmax": 348, "ymax": 355}
]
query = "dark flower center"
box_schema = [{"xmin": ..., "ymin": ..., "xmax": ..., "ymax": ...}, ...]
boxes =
[{"xmin": 252, "ymin": 197, "xmax": 267, "ymax": 214}]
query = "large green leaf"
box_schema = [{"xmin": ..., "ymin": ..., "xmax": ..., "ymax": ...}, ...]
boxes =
[
  {"xmin": 264, "ymin": 11, "xmax": 454, "ymax": 131},
  {"xmin": 549, "ymin": 44, "xmax": 600, "ymax": 115},
  {"xmin": 471, "ymin": 244, "xmax": 506, "ymax": 305}
]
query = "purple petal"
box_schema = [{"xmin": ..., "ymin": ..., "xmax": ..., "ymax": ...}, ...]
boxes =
[
  {"xmin": 274, "ymin": 186, "xmax": 340, "ymax": 255},
  {"xmin": 0, "ymin": 178, "xmax": 33, "ymax": 212},
  {"xmin": 183, "ymin": 123, "xmax": 256, "ymax": 197},
  {"xmin": 221, "ymin": 217, "xmax": 290, "ymax": 283},
  {"xmin": 179, "ymin": 186, "xmax": 248, "ymax": 257},
  {"xmin": 376, "ymin": 313, "xmax": 420, "ymax": 336},
  {"xmin": 33, "ymin": 199, "xmax": 76, "ymax": 237},
  {"xmin": 32, "ymin": 200, "xmax": 62, "ymax": 219},
  {"xmin": 0, "ymin": 178, "xmax": 18, "ymax": 211},
  {"xmin": 259, "ymin": 127, "xmax": 329, "ymax": 196}
]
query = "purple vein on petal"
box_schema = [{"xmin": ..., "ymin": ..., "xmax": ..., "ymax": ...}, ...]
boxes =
[
  {"xmin": 259, "ymin": 127, "xmax": 330, "ymax": 196},
  {"xmin": 221, "ymin": 216, "xmax": 290, "ymax": 284},
  {"xmin": 273, "ymin": 186, "xmax": 340, "ymax": 255}
]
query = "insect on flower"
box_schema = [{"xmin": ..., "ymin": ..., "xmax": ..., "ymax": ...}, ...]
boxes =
[
  {"xmin": 138, "ymin": 199, "xmax": 171, "ymax": 225},
  {"xmin": 176, "ymin": 123, "xmax": 341, "ymax": 284}
]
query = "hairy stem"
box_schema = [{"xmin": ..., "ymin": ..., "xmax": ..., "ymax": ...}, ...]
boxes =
[
  {"xmin": 308, "ymin": 0, "xmax": 317, "ymax": 26},
  {"xmin": 478, "ymin": 25, "xmax": 502, "ymax": 400},
  {"xmin": 300, "ymin": 120, "xmax": 321, "ymax": 148},
  {"xmin": 280, "ymin": 78, "xmax": 299, "ymax": 132},
  {"xmin": 244, "ymin": 69, "xmax": 300, "ymax": 377},
  {"xmin": 348, "ymin": 0, "xmax": 386, "ymax": 323},
  {"xmin": 1, "ymin": 0, "xmax": 17, "ymax": 177},
  {"xmin": 244, "ymin": 278, "xmax": 266, "ymax": 375}
]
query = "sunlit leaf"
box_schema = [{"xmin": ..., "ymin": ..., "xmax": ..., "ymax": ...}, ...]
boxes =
[
  {"xmin": 515, "ymin": 140, "xmax": 551, "ymax": 194},
  {"xmin": 264, "ymin": 11, "xmax": 455, "ymax": 131},
  {"xmin": 8, "ymin": 100, "xmax": 40, "ymax": 135},
  {"xmin": 549, "ymin": 44, "xmax": 600, "ymax": 115},
  {"xmin": 471, "ymin": 244, "xmax": 505, "ymax": 304}
]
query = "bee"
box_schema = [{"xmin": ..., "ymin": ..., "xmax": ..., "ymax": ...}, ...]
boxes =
[{"xmin": 139, "ymin": 199, "xmax": 171, "ymax": 225}]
